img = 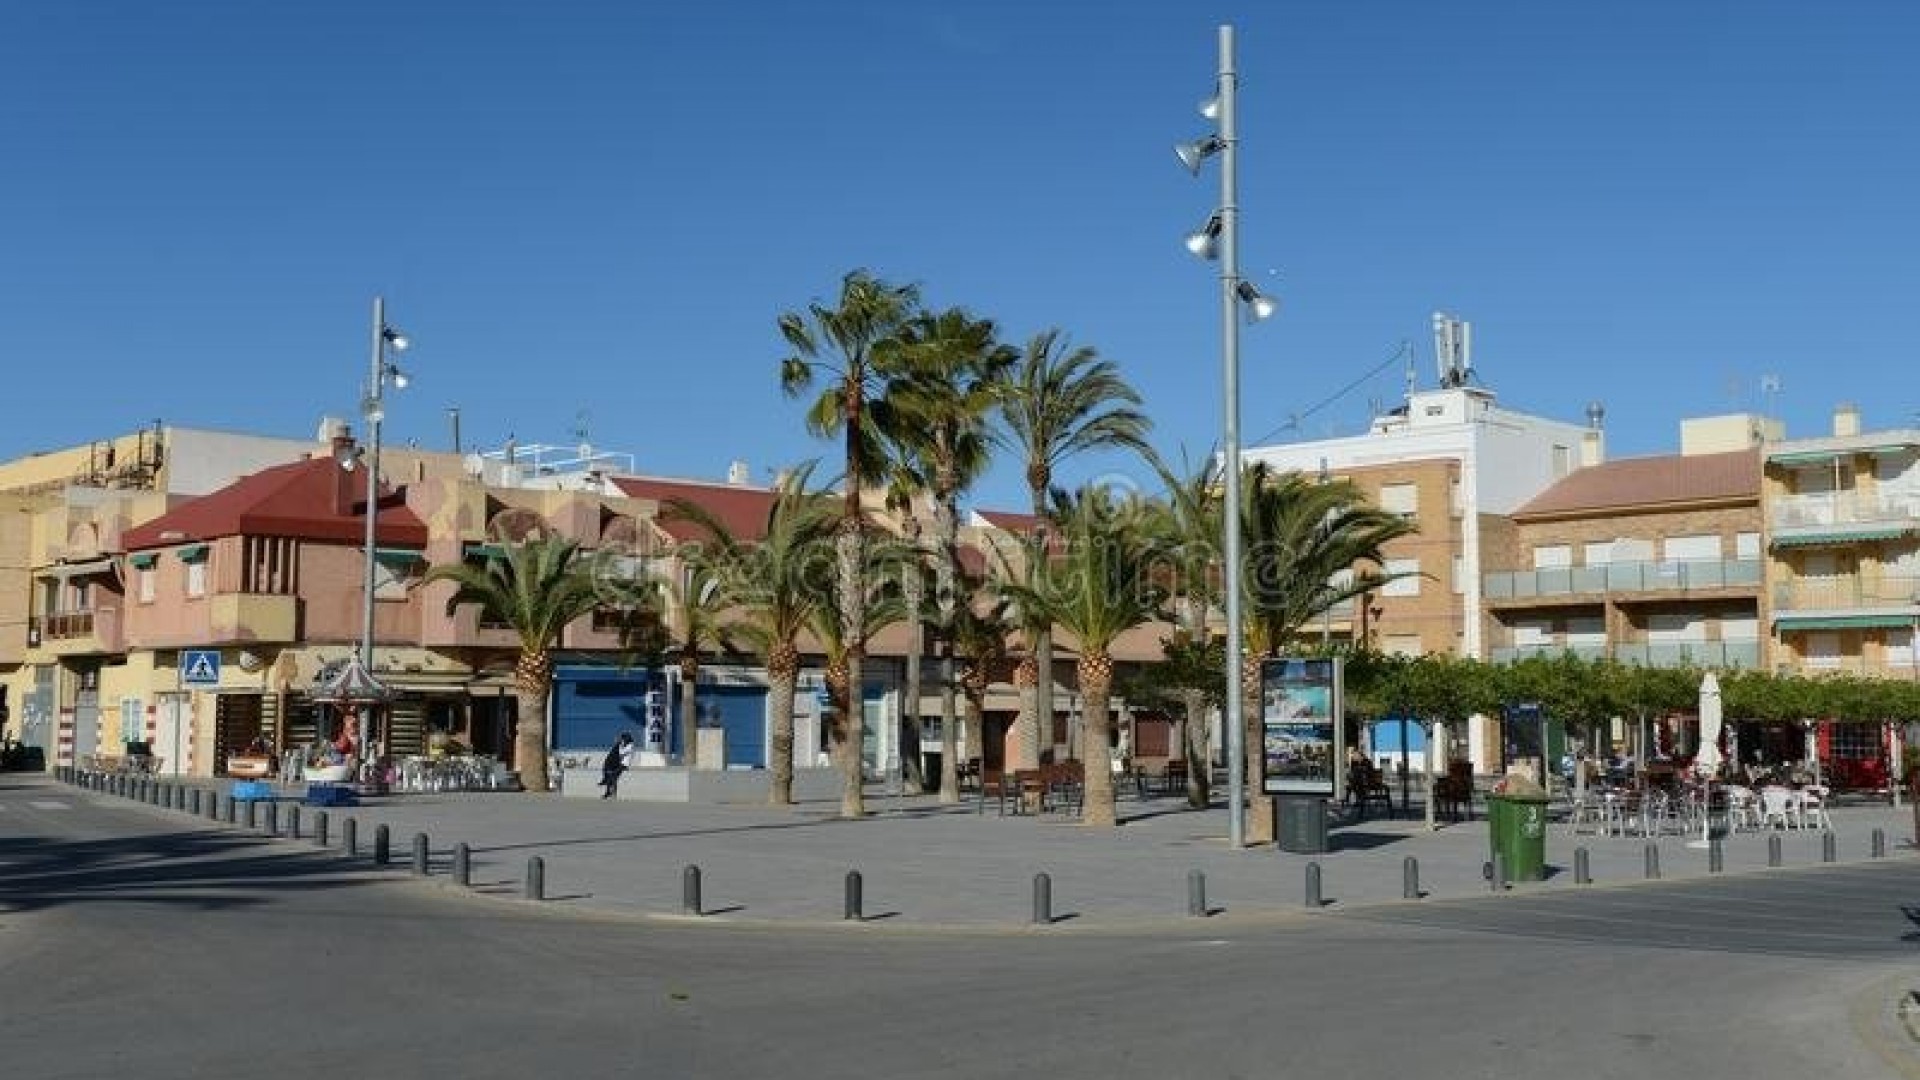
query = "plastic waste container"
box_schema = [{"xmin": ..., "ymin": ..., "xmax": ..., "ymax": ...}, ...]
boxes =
[
  {"xmin": 1486, "ymin": 773, "xmax": 1549, "ymax": 882},
  {"xmin": 1275, "ymin": 794, "xmax": 1329, "ymax": 854}
]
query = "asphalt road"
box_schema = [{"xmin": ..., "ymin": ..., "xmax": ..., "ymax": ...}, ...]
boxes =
[{"xmin": 4, "ymin": 778, "xmax": 1916, "ymax": 1080}]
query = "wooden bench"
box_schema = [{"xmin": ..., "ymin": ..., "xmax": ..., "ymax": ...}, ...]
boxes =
[{"xmin": 1432, "ymin": 763, "xmax": 1475, "ymax": 822}]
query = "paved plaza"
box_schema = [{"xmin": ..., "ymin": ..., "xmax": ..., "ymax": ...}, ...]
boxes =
[{"xmin": 47, "ymin": 771, "xmax": 1920, "ymax": 930}]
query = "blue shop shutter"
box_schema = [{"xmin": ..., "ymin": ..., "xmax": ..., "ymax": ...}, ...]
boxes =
[
  {"xmin": 552, "ymin": 668, "xmax": 653, "ymax": 752},
  {"xmin": 699, "ymin": 684, "xmax": 767, "ymax": 769}
]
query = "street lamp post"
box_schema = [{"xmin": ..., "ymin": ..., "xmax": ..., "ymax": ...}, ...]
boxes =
[
  {"xmin": 358, "ymin": 296, "xmax": 410, "ymax": 761},
  {"xmin": 1178, "ymin": 24, "xmax": 1275, "ymax": 848}
]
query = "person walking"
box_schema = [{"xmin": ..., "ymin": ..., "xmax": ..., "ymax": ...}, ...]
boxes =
[{"xmin": 601, "ymin": 732, "xmax": 635, "ymax": 799}]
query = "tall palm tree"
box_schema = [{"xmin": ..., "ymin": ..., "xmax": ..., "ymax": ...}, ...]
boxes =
[
  {"xmin": 997, "ymin": 329, "xmax": 1151, "ymax": 770},
  {"xmin": 1147, "ymin": 451, "xmax": 1226, "ymax": 808},
  {"xmin": 1000, "ymin": 486, "xmax": 1167, "ymax": 827},
  {"xmin": 884, "ymin": 306, "xmax": 1015, "ymax": 801},
  {"xmin": 805, "ymin": 531, "xmax": 910, "ymax": 801},
  {"xmin": 947, "ymin": 577, "xmax": 1012, "ymax": 781},
  {"xmin": 424, "ymin": 533, "xmax": 606, "ymax": 794},
  {"xmin": 1236, "ymin": 463, "xmax": 1419, "ymax": 825},
  {"xmin": 878, "ymin": 472, "xmax": 929, "ymax": 794},
  {"xmin": 780, "ymin": 269, "xmax": 921, "ymax": 818},
  {"xmin": 666, "ymin": 467, "xmax": 837, "ymax": 805},
  {"xmin": 652, "ymin": 561, "xmax": 731, "ymax": 768}
]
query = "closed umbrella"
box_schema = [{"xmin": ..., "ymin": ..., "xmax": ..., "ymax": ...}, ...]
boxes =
[{"xmin": 1688, "ymin": 672, "xmax": 1722, "ymax": 850}]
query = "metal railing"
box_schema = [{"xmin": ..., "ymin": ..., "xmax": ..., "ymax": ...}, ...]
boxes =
[
  {"xmin": 1484, "ymin": 558, "xmax": 1761, "ymax": 600},
  {"xmin": 1489, "ymin": 639, "xmax": 1760, "ymax": 669},
  {"xmin": 1772, "ymin": 491, "xmax": 1920, "ymax": 529}
]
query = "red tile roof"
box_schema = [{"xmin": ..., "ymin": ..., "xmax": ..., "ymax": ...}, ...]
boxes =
[
  {"xmin": 613, "ymin": 476, "xmax": 777, "ymax": 543},
  {"xmin": 121, "ymin": 455, "xmax": 428, "ymax": 548},
  {"xmin": 1514, "ymin": 449, "xmax": 1759, "ymax": 519}
]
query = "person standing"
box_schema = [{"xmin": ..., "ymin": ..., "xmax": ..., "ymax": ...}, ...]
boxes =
[{"xmin": 601, "ymin": 732, "xmax": 635, "ymax": 799}]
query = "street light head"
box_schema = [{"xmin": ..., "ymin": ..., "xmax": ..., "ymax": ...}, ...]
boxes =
[
  {"xmin": 1184, "ymin": 213, "xmax": 1222, "ymax": 260},
  {"xmin": 382, "ymin": 326, "xmax": 410, "ymax": 352},
  {"xmin": 1199, "ymin": 95, "xmax": 1220, "ymax": 121},
  {"xmin": 1235, "ymin": 281, "xmax": 1278, "ymax": 323},
  {"xmin": 1174, "ymin": 135, "xmax": 1222, "ymax": 175},
  {"xmin": 362, "ymin": 395, "xmax": 386, "ymax": 424},
  {"xmin": 387, "ymin": 366, "xmax": 411, "ymax": 390}
]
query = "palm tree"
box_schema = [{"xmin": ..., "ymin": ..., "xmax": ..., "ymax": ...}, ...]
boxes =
[
  {"xmin": 1146, "ymin": 451, "xmax": 1227, "ymax": 808},
  {"xmin": 1236, "ymin": 463, "xmax": 1419, "ymax": 827},
  {"xmin": 884, "ymin": 306, "xmax": 1015, "ymax": 801},
  {"xmin": 805, "ymin": 530, "xmax": 911, "ymax": 800},
  {"xmin": 1000, "ymin": 486, "xmax": 1167, "ymax": 827},
  {"xmin": 878, "ymin": 472, "xmax": 930, "ymax": 794},
  {"xmin": 780, "ymin": 269, "xmax": 921, "ymax": 818},
  {"xmin": 947, "ymin": 578, "xmax": 1012, "ymax": 783},
  {"xmin": 652, "ymin": 561, "xmax": 731, "ymax": 768},
  {"xmin": 423, "ymin": 533, "xmax": 606, "ymax": 794},
  {"xmin": 997, "ymin": 329, "xmax": 1151, "ymax": 770},
  {"xmin": 665, "ymin": 467, "xmax": 837, "ymax": 805}
]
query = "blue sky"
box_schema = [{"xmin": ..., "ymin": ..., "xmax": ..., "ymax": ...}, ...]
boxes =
[{"xmin": 4, "ymin": 1, "xmax": 1916, "ymax": 511}]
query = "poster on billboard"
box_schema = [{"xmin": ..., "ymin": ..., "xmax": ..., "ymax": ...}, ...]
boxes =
[{"xmin": 1261, "ymin": 656, "xmax": 1344, "ymax": 795}]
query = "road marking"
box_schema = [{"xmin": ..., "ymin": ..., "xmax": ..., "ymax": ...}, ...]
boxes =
[{"xmin": 28, "ymin": 800, "xmax": 70, "ymax": 810}]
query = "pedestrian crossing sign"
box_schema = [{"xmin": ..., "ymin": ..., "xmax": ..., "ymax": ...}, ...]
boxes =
[{"xmin": 181, "ymin": 650, "xmax": 221, "ymax": 686}]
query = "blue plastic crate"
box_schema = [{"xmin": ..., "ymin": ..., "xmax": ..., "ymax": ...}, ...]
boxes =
[
  {"xmin": 304, "ymin": 783, "xmax": 358, "ymax": 807},
  {"xmin": 230, "ymin": 780, "xmax": 274, "ymax": 802}
]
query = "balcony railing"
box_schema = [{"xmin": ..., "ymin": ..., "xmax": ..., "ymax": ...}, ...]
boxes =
[
  {"xmin": 1772, "ymin": 490, "xmax": 1920, "ymax": 530},
  {"xmin": 1772, "ymin": 576, "xmax": 1920, "ymax": 612},
  {"xmin": 1489, "ymin": 639, "xmax": 1761, "ymax": 669},
  {"xmin": 1483, "ymin": 558, "xmax": 1761, "ymax": 601},
  {"xmin": 41, "ymin": 609, "xmax": 96, "ymax": 639}
]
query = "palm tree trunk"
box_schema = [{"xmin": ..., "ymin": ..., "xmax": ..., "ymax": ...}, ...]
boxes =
[
  {"xmin": 1243, "ymin": 651, "xmax": 1272, "ymax": 845},
  {"xmin": 1010, "ymin": 656, "xmax": 1039, "ymax": 771},
  {"xmin": 933, "ymin": 484, "xmax": 961, "ymax": 801},
  {"xmin": 767, "ymin": 644, "xmax": 798, "ymax": 805},
  {"xmin": 836, "ymin": 524, "xmax": 866, "ymax": 818},
  {"xmin": 678, "ymin": 654, "xmax": 700, "ymax": 768},
  {"xmin": 1080, "ymin": 654, "xmax": 1117, "ymax": 827},
  {"xmin": 1183, "ymin": 687, "xmax": 1211, "ymax": 809},
  {"xmin": 901, "ymin": 538, "xmax": 926, "ymax": 796},
  {"xmin": 514, "ymin": 647, "xmax": 554, "ymax": 793},
  {"xmin": 939, "ymin": 663, "xmax": 961, "ymax": 803}
]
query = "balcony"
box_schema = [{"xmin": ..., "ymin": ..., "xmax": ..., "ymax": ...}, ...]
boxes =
[
  {"xmin": 1488, "ymin": 639, "xmax": 1761, "ymax": 669},
  {"xmin": 1771, "ymin": 490, "xmax": 1920, "ymax": 531},
  {"xmin": 208, "ymin": 594, "xmax": 300, "ymax": 644},
  {"xmin": 1772, "ymin": 576, "xmax": 1920, "ymax": 614},
  {"xmin": 1483, "ymin": 558, "xmax": 1761, "ymax": 604},
  {"xmin": 31, "ymin": 607, "xmax": 124, "ymax": 655}
]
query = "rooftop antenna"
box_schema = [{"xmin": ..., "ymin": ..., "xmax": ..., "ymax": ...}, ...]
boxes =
[
  {"xmin": 574, "ymin": 409, "xmax": 593, "ymax": 462},
  {"xmin": 1760, "ymin": 374, "xmax": 1782, "ymax": 436},
  {"xmin": 1432, "ymin": 311, "xmax": 1473, "ymax": 388},
  {"xmin": 1404, "ymin": 343, "xmax": 1418, "ymax": 400}
]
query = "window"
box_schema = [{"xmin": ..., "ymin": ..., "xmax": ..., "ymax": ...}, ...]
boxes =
[
  {"xmin": 1721, "ymin": 616, "xmax": 1759, "ymax": 642},
  {"xmin": 1378, "ymin": 482, "xmax": 1417, "ymax": 517},
  {"xmin": 1735, "ymin": 532, "xmax": 1761, "ymax": 560},
  {"xmin": 1889, "ymin": 628, "xmax": 1916, "ymax": 669},
  {"xmin": 1584, "ymin": 542, "xmax": 1616, "ymax": 566},
  {"xmin": 1802, "ymin": 632, "xmax": 1841, "ymax": 670},
  {"xmin": 185, "ymin": 560, "xmax": 206, "ymax": 598},
  {"xmin": 138, "ymin": 568, "xmax": 155, "ymax": 604},
  {"xmin": 1565, "ymin": 616, "xmax": 1605, "ymax": 647},
  {"xmin": 1830, "ymin": 722, "xmax": 1878, "ymax": 759},
  {"xmin": 1662, "ymin": 534, "xmax": 1719, "ymax": 561},
  {"xmin": 1649, "ymin": 613, "xmax": 1706, "ymax": 642},
  {"xmin": 1531, "ymin": 545, "xmax": 1572, "ymax": 569},
  {"xmin": 1381, "ymin": 558, "xmax": 1420, "ymax": 597},
  {"xmin": 1512, "ymin": 620, "xmax": 1551, "ymax": 647},
  {"xmin": 120, "ymin": 697, "xmax": 143, "ymax": 745}
]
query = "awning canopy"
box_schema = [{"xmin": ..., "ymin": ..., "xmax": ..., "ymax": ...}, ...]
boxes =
[
  {"xmin": 127, "ymin": 552, "xmax": 158, "ymax": 569},
  {"xmin": 175, "ymin": 543, "xmax": 209, "ymax": 563},
  {"xmin": 1772, "ymin": 613, "xmax": 1916, "ymax": 631},
  {"xmin": 50, "ymin": 558, "xmax": 115, "ymax": 578},
  {"xmin": 310, "ymin": 654, "xmax": 393, "ymax": 704},
  {"xmin": 1772, "ymin": 527, "xmax": 1915, "ymax": 548}
]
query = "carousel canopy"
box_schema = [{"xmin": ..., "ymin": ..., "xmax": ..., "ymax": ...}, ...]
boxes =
[{"xmin": 311, "ymin": 654, "xmax": 393, "ymax": 704}]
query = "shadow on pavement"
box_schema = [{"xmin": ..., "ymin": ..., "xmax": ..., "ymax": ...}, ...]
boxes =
[{"xmin": 0, "ymin": 828, "xmax": 386, "ymax": 915}]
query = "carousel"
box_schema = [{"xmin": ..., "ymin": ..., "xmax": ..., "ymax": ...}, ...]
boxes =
[{"xmin": 306, "ymin": 655, "xmax": 394, "ymax": 791}]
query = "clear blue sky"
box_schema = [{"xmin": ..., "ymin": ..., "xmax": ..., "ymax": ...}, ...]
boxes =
[{"xmin": 4, "ymin": 1, "xmax": 1916, "ymax": 511}]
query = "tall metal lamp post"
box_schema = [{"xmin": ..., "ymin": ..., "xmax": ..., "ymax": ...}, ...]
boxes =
[
  {"xmin": 356, "ymin": 296, "xmax": 411, "ymax": 760},
  {"xmin": 1177, "ymin": 24, "xmax": 1277, "ymax": 848}
]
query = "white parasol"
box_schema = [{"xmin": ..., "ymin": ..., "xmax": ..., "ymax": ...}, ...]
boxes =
[{"xmin": 1688, "ymin": 671, "xmax": 1722, "ymax": 849}]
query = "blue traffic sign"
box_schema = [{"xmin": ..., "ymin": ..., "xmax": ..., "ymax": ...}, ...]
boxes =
[{"xmin": 181, "ymin": 649, "xmax": 222, "ymax": 685}]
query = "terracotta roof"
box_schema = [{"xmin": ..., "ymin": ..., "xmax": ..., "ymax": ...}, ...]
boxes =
[
  {"xmin": 1514, "ymin": 449, "xmax": 1759, "ymax": 519},
  {"xmin": 121, "ymin": 455, "xmax": 427, "ymax": 549},
  {"xmin": 613, "ymin": 476, "xmax": 776, "ymax": 543}
]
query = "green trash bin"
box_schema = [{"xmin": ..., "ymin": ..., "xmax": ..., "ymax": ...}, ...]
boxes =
[{"xmin": 1487, "ymin": 777, "xmax": 1550, "ymax": 883}]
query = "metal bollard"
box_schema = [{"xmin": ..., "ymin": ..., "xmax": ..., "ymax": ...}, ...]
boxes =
[
  {"xmin": 682, "ymin": 864, "xmax": 702, "ymax": 916},
  {"xmin": 287, "ymin": 805, "xmax": 301, "ymax": 840},
  {"xmin": 343, "ymin": 817, "xmax": 358, "ymax": 857},
  {"xmin": 525, "ymin": 856, "xmax": 545, "ymax": 901},
  {"xmin": 1491, "ymin": 853, "xmax": 1508, "ymax": 891},
  {"xmin": 1574, "ymin": 846, "xmax": 1591, "ymax": 885},
  {"xmin": 844, "ymin": 870, "xmax": 863, "ymax": 921},
  {"xmin": 224, "ymin": 796, "xmax": 237, "ymax": 824},
  {"xmin": 453, "ymin": 843, "xmax": 471, "ymax": 886},
  {"xmin": 314, "ymin": 810, "xmax": 330, "ymax": 847},
  {"xmin": 1402, "ymin": 856, "xmax": 1420, "ymax": 900},
  {"xmin": 1305, "ymin": 862, "xmax": 1324, "ymax": 908},
  {"xmin": 263, "ymin": 801, "xmax": 278, "ymax": 836},
  {"xmin": 412, "ymin": 833, "xmax": 429, "ymax": 876},
  {"xmin": 207, "ymin": 793, "xmax": 221, "ymax": 822},
  {"xmin": 1767, "ymin": 833, "xmax": 1782, "ymax": 867},
  {"xmin": 190, "ymin": 788, "xmax": 202, "ymax": 816},
  {"xmin": 1188, "ymin": 869, "xmax": 1208, "ymax": 916},
  {"xmin": 244, "ymin": 799, "xmax": 257, "ymax": 830},
  {"xmin": 1032, "ymin": 872, "xmax": 1053, "ymax": 925},
  {"xmin": 1821, "ymin": 831, "xmax": 1836, "ymax": 864},
  {"xmin": 1873, "ymin": 828, "xmax": 1887, "ymax": 858},
  {"xmin": 1709, "ymin": 838, "xmax": 1724, "ymax": 873},
  {"xmin": 1644, "ymin": 842, "xmax": 1661, "ymax": 880},
  {"xmin": 374, "ymin": 824, "xmax": 391, "ymax": 866}
]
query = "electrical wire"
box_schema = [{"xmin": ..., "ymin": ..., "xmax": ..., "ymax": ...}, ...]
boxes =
[{"xmin": 1250, "ymin": 340, "xmax": 1412, "ymax": 446}]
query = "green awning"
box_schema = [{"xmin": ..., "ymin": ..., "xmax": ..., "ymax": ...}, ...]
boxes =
[
  {"xmin": 1769, "ymin": 450, "xmax": 1842, "ymax": 465},
  {"xmin": 127, "ymin": 552, "xmax": 158, "ymax": 569},
  {"xmin": 175, "ymin": 543, "xmax": 209, "ymax": 563},
  {"xmin": 1773, "ymin": 613, "xmax": 1915, "ymax": 630},
  {"xmin": 1771, "ymin": 528, "xmax": 1914, "ymax": 548},
  {"xmin": 373, "ymin": 547, "xmax": 426, "ymax": 566}
]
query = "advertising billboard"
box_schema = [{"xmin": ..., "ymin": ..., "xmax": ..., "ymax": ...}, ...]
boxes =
[{"xmin": 1260, "ymin": 656, "xmax": 1344, "ymax": 796}]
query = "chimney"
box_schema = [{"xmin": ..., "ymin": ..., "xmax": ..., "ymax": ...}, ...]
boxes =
[
  {"xmin": 727, "ymin": 460, "xmax": 751, "ymax": 486},
  {"xmin": 1580, "ymin": 429, "xmax": 1604, "ymax": 467},
  {"xmin": 1834, "ymin": 403, "xmax": 1861, "ymax": 437}
]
